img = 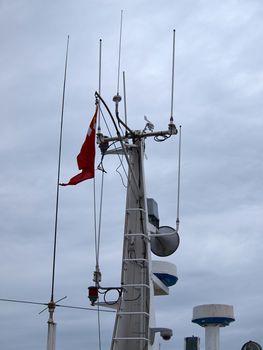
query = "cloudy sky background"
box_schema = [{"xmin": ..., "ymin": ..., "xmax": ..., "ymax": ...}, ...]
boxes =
[{"xmin": 0, "ymin": 0, "xmax": 262, "ymax": 349}]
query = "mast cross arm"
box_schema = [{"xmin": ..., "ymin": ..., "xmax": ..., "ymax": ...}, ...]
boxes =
[{"xmin": 97, "ymin": 127, "xmax": 177, "ymax": 144}]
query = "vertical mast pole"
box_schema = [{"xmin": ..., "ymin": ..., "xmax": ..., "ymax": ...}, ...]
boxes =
[{"xmin": 111, "ymin": 138, "xmax": 152, "ymax": 350}]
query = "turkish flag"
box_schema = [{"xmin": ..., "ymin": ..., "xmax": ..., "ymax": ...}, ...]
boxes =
[{"xmin": 61, "ymin": 106, "xmax": 98, "ymax": 186}]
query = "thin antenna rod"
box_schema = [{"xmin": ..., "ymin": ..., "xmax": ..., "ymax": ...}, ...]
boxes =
[
  {"xmin": 51, "ymin": 35, "xmax": 70, "ymax": 303},
  {"xmin": 176, "ymin": 125, "xmax": 182, "ymax": 232},
  {"xmin": 98, "ymin": 39, "xmax": 102, "ymax": 130},
  {"xmin": 170, "ymin": 29, "xmax": 176, "ymax": 122},
  {"xmin": 95, "ymin": 38, "xmax": 104, "ymax": 274},
  {"xmin": 123, "ymin": 71, "xmax": 128, "ymax": 126},
  {"xmin": 116, "ymin": 10, "xmax": 123, "ymax": 95},
  {"xmin": 96, "ymin": 39, "xmax": 103, "ymax": 350}
]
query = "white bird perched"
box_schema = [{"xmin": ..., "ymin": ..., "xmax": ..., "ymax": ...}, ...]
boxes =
[{"xmin": 144, "ymin": 115, "xmax": 155, "ymax": 132}]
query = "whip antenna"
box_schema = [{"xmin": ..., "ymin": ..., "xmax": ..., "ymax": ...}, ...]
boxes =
[
  {"xmin": 51, "ymin": 35, "xmax": 69, "ymax": 303},
  {"xmin": 176, "ymin": 125, "xmax": 182, "ymax": 233},
  {"xmin": 116, "ymin": 9, "xmax": 123, "ymax": 95},
  {"xmin": 123, "ymin": 71, "xmax": 128, "ymax": 127},
  {"xmin": 47, "ymin": 35, "xmax": 69, "ymax": 350},
  {"xmin": 98, "ymin": 39, "xmax": 102, "ymax": 131},
  {"xmin": 94, "ymin": 38, "xmax": 104, "ymax": 350},
  {"xmin": 170, "ymin": 29, "xmax": 176, "ymax": 123},
  {"xmin": 113, "ymin": 10, "xmax": 124, "ymax": 117}
]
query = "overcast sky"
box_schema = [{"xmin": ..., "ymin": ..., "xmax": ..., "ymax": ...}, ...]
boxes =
[{"xmin": 0, "ymin": 1, "xmax": 262, "ymax": 349}]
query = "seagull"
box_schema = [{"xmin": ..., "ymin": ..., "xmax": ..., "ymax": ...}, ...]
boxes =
[{"xmin": 144, "ymin": 115, "xmax": 154, "ymax": 132}]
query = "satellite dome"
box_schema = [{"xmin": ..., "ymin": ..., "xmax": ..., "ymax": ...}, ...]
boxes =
[{"xmin": 241, "ymin": 341, "xmax": 262, "ymax": 350}]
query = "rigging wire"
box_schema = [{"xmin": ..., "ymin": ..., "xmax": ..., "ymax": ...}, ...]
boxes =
[
  {"xmin": 115, "ymin": 153, "xmax": 127, "ymax": 188},
  {"xmin": 98, "ymin": 105, "xmax": 139, "ymax": 199},
  {"xmin": 98, "ymin": 107, "xmax": 128, "ymax": 187},
  {"xmin": 95, "ymin": 92, "xmax": 140, "ymax": 195}
]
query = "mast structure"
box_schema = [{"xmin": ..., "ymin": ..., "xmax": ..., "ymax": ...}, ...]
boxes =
[
  {"xmin": 92, "ymin": 26, "xmax": 180, "ymax": 350},
  {"xmin": 96, "ymin": 115, "xmax": 178, "ymax": 350},
  {"xmin": 111, "ymin": 137, "xmax": 152, "ymax": 350}
]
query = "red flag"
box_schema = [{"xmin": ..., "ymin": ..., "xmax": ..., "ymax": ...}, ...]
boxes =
[{"xmin": 60, "ymin": 106, "xmax": 98, "ymax": 186}]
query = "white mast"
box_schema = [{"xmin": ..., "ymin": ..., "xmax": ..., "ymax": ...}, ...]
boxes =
[
  {"xmin": 111, "ymin": 137, "xmax": 152, "ymax": 350},
  {"xmin": 47, "ymin": 302, "xmax": 56, "ymax": 350},
  {"xmin": 91, "ymin": 113, "xmax": 177, "ymax": 350}
]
